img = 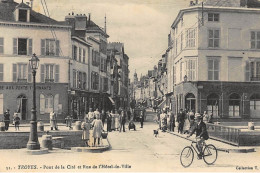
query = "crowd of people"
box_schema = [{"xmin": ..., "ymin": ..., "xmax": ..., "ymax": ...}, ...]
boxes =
[{"xmin": 156, "ymin": 108, "xmax": 213, "ymax": 135}]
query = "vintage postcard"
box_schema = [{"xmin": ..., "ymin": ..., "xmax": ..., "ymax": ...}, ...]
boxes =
[{"xmin": 0, "ymin": 0, "xmax": 260, "ymax": 172}]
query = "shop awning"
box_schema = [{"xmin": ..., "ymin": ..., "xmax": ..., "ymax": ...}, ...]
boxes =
[{"xmin": 108, "ymin": 97, "xmax": 115, "ymax": 105}]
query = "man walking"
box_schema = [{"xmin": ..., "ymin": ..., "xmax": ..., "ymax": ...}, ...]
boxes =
[
  {"xmin": 177, "ymin": 109, "xmax": 185, "ymax": 134},
  {"xmin": 120, "ymin": 110, "xmax": 126, "ymax": 132},
  {"xmin": 140, "ymin": 110, "xmax": 144, "ymax": 128},
  {"xmin": 4, "ymin": 109, "xmax": 10, "ymax": 131}
]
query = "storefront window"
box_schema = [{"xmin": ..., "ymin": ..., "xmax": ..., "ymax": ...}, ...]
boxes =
[
  {"xmin": 250, "ymin": 93, "xmax": 260, "ymax": 118},
  {"xmin": 207, "ymin": 93, "xmax": 219, "ymax": 118},
  {"xmin": 228, "ymin": 93, "xmax": 240, "ymax": 117}
]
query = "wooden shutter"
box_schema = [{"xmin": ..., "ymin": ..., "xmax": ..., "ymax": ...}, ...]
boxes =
[
  {"xmin": 55, "ymin": 40, "xmax": 60, "ymax": 56},
  {"xmin": 28, "ymin": 64, "xmax": 32, "ymax": 82},
  {"xmin": 13, "ymin": 64, "xmax": 17, "ymax": 82},
  {"xmin": 0, "ymin": 38, "xmax": 4, "ymax": 54},
  {"xmin": 40, "ymin": 94, "xmax": 45, "ymax": 114},
  {"xmin": 13, "ymin": 38, "xmax": 17, "ymax": 55},
  {"xmin": 40, "ymin": 64, "xmax": 45, "ymax": 83},
  {"xmin": 41, "ymin": 39, "xmax": 46, "ymax": 55},
  {"xmin": 55, "ymin": 65, "xmax": 59, "ymax": 82},
  {"xmin": 54, "ymin": 94, "xmax": 59, "ymax": 113},
  {"xmin": 0, "ymin": 64, "xmax": 3, "ymax": 81},
  {"xmin": 28, "ymin": 39, "xmax": 33, "ymax": 55},
  {"xmin": 245, "ymin": 61, "xmax": 250, "ymax": 82}
]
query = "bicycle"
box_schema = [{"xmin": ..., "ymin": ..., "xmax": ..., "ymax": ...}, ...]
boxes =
[{"xmin": 180, "ymin": 137, "xmax": 218, "ymax": 168}]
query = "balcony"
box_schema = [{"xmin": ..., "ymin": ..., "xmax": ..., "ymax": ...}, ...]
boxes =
[
  {"xmin": 17, "ymin": 78, "xmax": 27, "ymax": 83},
  {"xmin": 45, "ymin": 79, "xmax": 54, "ymax": 83},
  {"xmin": 251, "ymin": 77, "xmax": 260, "ymax": 81}
]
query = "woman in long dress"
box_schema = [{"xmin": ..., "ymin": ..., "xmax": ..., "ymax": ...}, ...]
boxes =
[
  {"xmin": 110, "ymin": 110, "xmax": 115, "ymax": 131},
  {"xmin": 81, "ymin": 120, "xmax": 91, "ymax": 147},
  {"xmin": 114, "ymin": 110, "xmax": 120, "ymax": 131},
  {"xmin": 92, "ymin": 114, "xmax": 104, "ymax": 146}
]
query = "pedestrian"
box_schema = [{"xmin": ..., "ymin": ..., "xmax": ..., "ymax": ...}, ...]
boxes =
[
  {"xmin": 87, "ymin": 108, "xmax": 95, "ymax": 124},
  {"xmin": 170, "ymin": 112, "xmax": 175, "ymax": 132},
  {"xmin": 183, "ymin": 114, "xmax": 190, "ymax": 134},
  {"xmin": 101, "ymin": 109, "xmax": 106, "ymax": 126},
  {"xmin": 177, "ymin": 109, "xmax": 185, "ymax": 134},
  {"xmin": 160, "ymin": 108, "xmax": 167, "ymax": 132},
  {"xmin": 127, "ymin": 108, "xmax": 131, "ymax": 121},
  {"xmin": 50, "ymin": 111, "xmax": 56, "ymax": 130},
  {"xmin": 111, "ymin": 110, "xmax": 116, "ymax": 131},
  {"xmin": 140, "ymin": 110, "xmax": 144, "ymax": 128},
  {"xmin": 54, "ymin": 111, "xmax": 58, "ymax": 130},
  {"xmin": 3, "ymin": 109, "xmax": 10, "ymax": 131},
  {"xmin": 167, "ymin": 112, "xmax": 171, "ymax": 131},
  {"xmin": 208, "ymin": 112, "xmax": 213, "ymax": 124},
  {"xmin": 94, "ymin": 108, "xmax": 100, "ymax": 119},
  {"xmin": 81, "ymin": 119, "xmax": 91, "ymax": 147},
  {"xmin": 92, "ymin": 114, "xmax": 104, "ymax": 147},
  {"xmin": 13, "ymin": 113, "xmax": 20, "ymax": 131},
  {"xmin": 114, "ymin": 110, "xmax": 120, "ymax": 131},
  {"xmin": 120, "ymin": 110, "xmax": 126, "ymax": 132},
  {"xmin": 203, "ymin": 111, "xmax": 209, "ymax": 122},
  {"xmin": 157, "ymin": 109, "xmax": 161, "ymax": 129},
  {"xmin": 107, "ymin": 111, "xmax": 112, "ymax": 132}
]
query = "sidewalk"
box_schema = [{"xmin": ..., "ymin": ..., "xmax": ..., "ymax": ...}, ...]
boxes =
[{"xmin": 167, "ymin": 130, "xmax": 258, "ymax": 153}]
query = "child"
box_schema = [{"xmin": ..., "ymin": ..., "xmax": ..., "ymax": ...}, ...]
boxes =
[
  {"xmin": 81, "ymin": 120, "xmax": 91, "ymax": 147},
  {"xmin": 14, "ymin": 115, "xmax": 20, "ymax": 131}
]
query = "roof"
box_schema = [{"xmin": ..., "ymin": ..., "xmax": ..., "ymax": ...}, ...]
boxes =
[
  {"xmin": 86, "ymin": 20, "xmax": 109, "ymax": 38},
  {"xmin": 107, "ymin": 42, "xmax": 124, "ymax": 52},
  {"xmin": 0, "ymin": 1, "xmax": 67, "ymax": 26},
  {"xmin": 203, "ymin": 0, "xmax": 240, "ymax": 7}
]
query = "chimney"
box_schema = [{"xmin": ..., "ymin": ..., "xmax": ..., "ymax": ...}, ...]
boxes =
[
  {"xmin": 75, "ymin": 14, "xmax": 87, "ymax": 30},
  {"xmin": 190, "ymin": 1, "xmax": 195, "ymax": 6},
  {"xmin": 88, "ymin": 13, "xmax": 91, "ymax": 25},
  {"xmin": 30, "ymin": 0, "xmax": 33, "ymax": 9}
]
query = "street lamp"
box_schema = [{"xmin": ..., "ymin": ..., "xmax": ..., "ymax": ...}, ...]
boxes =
[{"xmin": 27, "ymin": 53, "xmax": 40, "ymax": 150}]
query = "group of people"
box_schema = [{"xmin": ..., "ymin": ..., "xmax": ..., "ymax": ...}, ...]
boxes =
[
  {"xmin": 157, "ymin": 107, "xmax": 175, "ymax": 132},
  {"xmin": 2, "ymin": 109, "xmax": 20, "ymax": 131}
]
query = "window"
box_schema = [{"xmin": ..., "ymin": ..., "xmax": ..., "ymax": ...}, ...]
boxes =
[
  {"xmin": 13, "ymin": 63, "xmax": 28, "ymax": 82},
  {"xmin": 0, "ymin": 64, "xmax": 3, "ymax": 81},
  {"xmin": 207, "ymin": 93, "xmax": 219, "ymax": 118},
  {"xmin": 92, "ymin": 50, "xmax": 100, "ymax": 66},
  {"xmin": 180, "ymin": 62, "xmax": 182, "ymax": 82},
  {"xmin": 250, "ymin": 31, "xmax": 260, "ymax": 49},
  {"xmin": 13, "ymin": 38, "xmax": 32, "ymax": 55},
  {"xmin": 103, "ymin": 77, "xmax": 108, "ymax": 92},
  {"xmin": 82, "ymin": 72, "xmax": 87, "ymax": 89},
  {"xmin": 19, "ymin": 9, "xmax": 27, "ymax": 22},
  {"xmin": 173, "ymin": 66, "xmax": 176, "ymax": 84},
  {"xmin": 100, "ymin": 40, "xmax": 107, "ymax": 54},
  {"xmin": 180, "ymin": 33, "xmax": 183, "ymax": 51},
  {"xmin": 73, "ymin": 70, "xmax": 77, "ymax": 88},
  {"xmin": 208, "ymin": 58, "xmax": 219, "ymax": 81},
  {"xmin": 208, "ymin": 13, "xmax": 219, "ymax": 22},
  {"xmin": 186, "ymin": 28, "xmax": 196, "ymax": 48},
  {"xmin": 250, "ymin": 94, "xmax": 260, "ymax": 118},
  {"xmin": 41, "ymin": 39, "xmax": 60, "ymax": 56},
  {"xmin": 100, "ymin": 58, "xmax": 104, "ymax": 72},
  {"xmin": 83, "ymin": 49, "xmax": 86, "ymax": 63},
  {"xmin": 186, "ymin": 59, "xmax": 196, "ymax": 81},
  {"xmin": 45, "ymin": 94, "xmax": 53, "ymax": 112},
  {"xmin": 40, "ymin": 64, "xmax": 59, "ymax": 83},
  {"xmin": 79, "ymin": 47, "xmax": 82, "ymax": 62},
  {"xmin": 91, "ymin": 71, "xmax": 99, "ymax": 90},
  {"xmin": 249, "ymin": 61, "xmax": 260, "ymax": 81},
  {"xmin": 0, "ymin": 38, "xmax": 3, "ymax": 54},
  {"xmin": 229, "ymin": 93, "xmax": 240, "ymax": 117},
  {"xmin": 245, "ymin": 61, "xmax": 250, "ymax": 81},
  {"xmin": 208, "ymin": 29, "xmax": 220, "ymax": 48}
]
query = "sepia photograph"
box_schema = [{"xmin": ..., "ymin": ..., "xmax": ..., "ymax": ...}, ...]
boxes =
[{"xmin": 1, "ymin": 0, "xmax": 260, "ymax": 172}]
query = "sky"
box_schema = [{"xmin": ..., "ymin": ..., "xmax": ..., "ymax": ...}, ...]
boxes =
[{"xmin": 17, "ymin": 0, "xmax": 190, "ymax": 81}]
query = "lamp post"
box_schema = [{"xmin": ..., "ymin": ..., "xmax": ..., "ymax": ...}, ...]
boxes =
[{"xmin": 27, "ymin": 53, "xmax": 40, "ymax": 150}]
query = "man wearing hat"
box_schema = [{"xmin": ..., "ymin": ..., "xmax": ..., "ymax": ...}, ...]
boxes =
[
  {"xmin": 187, "ymin": 113, "xmax": 209, "ymax": 159},
  {"xmin": 4, "ymin": 109, "xmax": 10, "ymax": 131}
]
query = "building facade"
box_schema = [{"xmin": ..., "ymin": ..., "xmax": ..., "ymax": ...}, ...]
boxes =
[{"xmin": 171, "ymin": 0, "xmax": 260, "ymax": 120}]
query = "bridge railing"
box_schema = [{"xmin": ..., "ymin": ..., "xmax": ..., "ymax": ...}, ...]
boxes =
[{"xmin": 206, "ymin": 123, "xmax": 241, "ymax": 146}]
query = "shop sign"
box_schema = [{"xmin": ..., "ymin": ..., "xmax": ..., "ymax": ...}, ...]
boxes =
[{"xmin": 0, "ymin": 85, "xmax": 51, "ymax": 90}]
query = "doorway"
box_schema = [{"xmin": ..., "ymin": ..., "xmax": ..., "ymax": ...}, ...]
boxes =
[
  {"xmin": 17, "ymin": 95, "xmax": 27, "ymax": 120},
  {"xmin": 185, "ymin": 93, "xmax": 196, "ymax": 111}
]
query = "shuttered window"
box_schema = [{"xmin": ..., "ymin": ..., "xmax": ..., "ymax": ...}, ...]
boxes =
[
  {"xmin": 40, "ymin": 94, "xmax": 45, "ymax": 114},
  {"xmin": 13, "ymin": 64, "xmax": 17, "ymax": 82},
  {"xmin": 0, "ymin": 38, "xmax": 4, "ymax": 54},
  {"xmin": 55, "ymin": 65, "xmax": 59, "ymax": 82},
  {"xmin": 40, "ymin": 64, "xmax": 45, "ymax": 83},
  {"xmin": 0, "ymin": 64, "xmax": 3, "ymax": 81}
]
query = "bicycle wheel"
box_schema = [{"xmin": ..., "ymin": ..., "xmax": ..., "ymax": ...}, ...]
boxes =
[
  {"xmin": 203, "ymin": 144, "xmax": 218, "ymax": 165},
  {"xmin": 180, "ymin": 146, "xmax": 194, "ymax": 168}
]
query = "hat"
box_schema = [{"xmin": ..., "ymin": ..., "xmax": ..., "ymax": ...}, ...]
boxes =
[{"xmin": 195, "ymin": 113, "xmax": 202, "ymax": 120}]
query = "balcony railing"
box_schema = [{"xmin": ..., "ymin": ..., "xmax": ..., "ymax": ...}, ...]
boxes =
[
  {"xmin": 17, "ymin": 78, "xmax": 27, "ymax": 83},
  {"xmin": 250, "ymin": 77, "xmax": 260, "ymax": 81},
  {"xmin": 45, "ymin": 79, "xmax": 54, "ymax": 83}
]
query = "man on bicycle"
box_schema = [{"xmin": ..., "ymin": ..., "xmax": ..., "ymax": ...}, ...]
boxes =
[{"xmin": 187, "ymin": 113, "xmax": 209, "ymax": 159}]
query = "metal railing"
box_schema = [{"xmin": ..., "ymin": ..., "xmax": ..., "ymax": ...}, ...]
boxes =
[{"xmin": 206, "ymin": 123, "xmax": 241, "ymax": 146}]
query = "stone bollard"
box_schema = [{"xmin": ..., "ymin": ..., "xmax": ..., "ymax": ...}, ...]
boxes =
[
  {"xmin": 0, "ymin": 122, "xmax": 5, "ymax": 131},
  {"xmin": 41, "ymin": 135, "xmax": 53, "ymax": 150},
  {"xmin": 37, "ymin": 121, "xmax": 44, "ymax": 131},
  {"xmin": 75, "ymin": 121, "xmax": 82, "ymax": 130},
  {"xmin": 248, "ymin": 122, "xmax": 255, "ymax": 130}
]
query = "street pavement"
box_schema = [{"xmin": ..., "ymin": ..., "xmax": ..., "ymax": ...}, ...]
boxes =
[{"xmin": 1, "ymin": 109, "xmax": 260, "ymax": 172}]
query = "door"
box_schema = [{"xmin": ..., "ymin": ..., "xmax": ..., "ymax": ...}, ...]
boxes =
[
  {"xmin": 185, "ymin": 93, "xmax": 196, "ymax": 111},
  {"xmin": 21, "ymin": 98, "xmax": 27, "ymax": 120}
]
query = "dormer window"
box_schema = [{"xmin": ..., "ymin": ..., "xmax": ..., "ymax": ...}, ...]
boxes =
[{"xmin": 19, "ymin": 9, "xmax": 27, "ymax": 22}]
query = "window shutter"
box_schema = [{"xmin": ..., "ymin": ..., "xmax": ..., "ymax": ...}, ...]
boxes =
[
  {"xmin": 40, "ymin": 64, "xmax": 45, "ymax": 83},
  {"xmin": 40, "ymin": 94, "xmax": 45, "ymax": 114},
  {"xmin": 0, "ymin": 38, "xmax": 4, "ymax": 54},
  {"xmin": 245, "ymin": 61, "xmax": 250, "ymax": 81},
  {"xmin": 13, "ymin": 38, "xmax": 17, "ymax": 55},
  {"xmin": 55, "ymin": 40, "xmax": 60, "ymax": 56},
  {"xmin": 41, "ymin": 39, "xmax": 46, "ymax": 55},
  {"xmin": 28, "ymin": 64, "xmax": 32, "ymax": 82},
  {"xmin": 54, "ymin": 94, "xmax": 59, "ymax": 113},
  {"xmin": 55, "ymin": 65, "xmax": 59, "ymax": 82},
  {"xmin": 0, "ymin": 64, "xmax": 3, "ymax": 81},
  {"xmin": 13, "ymin": 64, "xmax": 17, "ymax": 82},
  {"xmin": 28, "ymin": 39, "xmax": 33, "ymax": 55}
]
